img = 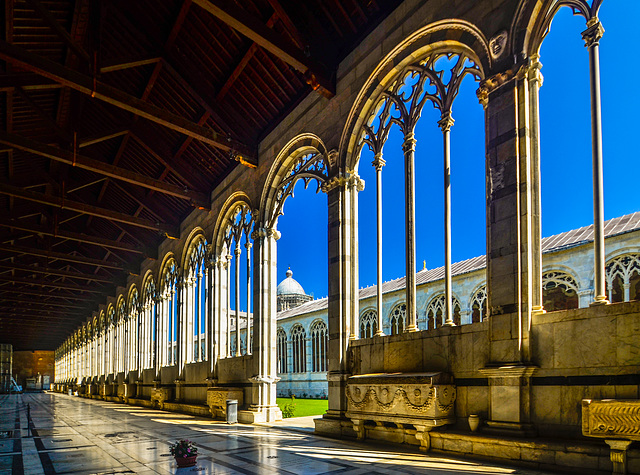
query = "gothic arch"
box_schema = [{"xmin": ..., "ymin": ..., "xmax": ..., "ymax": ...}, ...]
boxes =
[
  {"xmin": 260, "ymin": 133, "xmax": 331, "ymax": 230},
  {"xmin": 510, "ymin": 0, "xmax": 603, "ymax": 59},
  {"xmin": 127, "ymin": 284, "xmax": 140, "ymax": 316},
  {"xmin": 359, "ymin": 307, "xmax": 378, "ymax": 339},
  {"xmin": 425, "ymin": 293, "xmax": 462, "ymax": 328},
  {"xmin": 341, "ymin": 20, "xmax": 490, "ymax": 171},
  {"xmin": 469, "ymin": 283, "xmax": 488, "ymax": 323},
  {"xmin": 213, "ymin": 192, "xmax": 254, "ymax": 255},
  {"xmin": 182, "ymin": 228, "xmax": 208, "ymax": 276}
]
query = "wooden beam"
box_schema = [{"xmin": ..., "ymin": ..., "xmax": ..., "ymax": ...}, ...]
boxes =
[
  {"xmin": 0, "ymin": 181, "xmax": 179, "ymax": 237},
  {"xmin": 0, "ymin": 217, "xmax": 145, "ymax": 255},
  {"xmin": 100, "ymin": 56, "xmax": 162, "ymax": 74},
  {"xmin": 0, "ymin": 275, "xmax": 108, "ymax": 293},
  {"xmin": 0, "ymin": 243, "xmax": 127, "ymax": 271},
  {"xmin": 0, "ymin": 130, "xmax": 209, "ymax": 207},
  {"xmin": 0, "ymin": 40, "xmax": 255, "ymax": 161},
  {"xmin": 0, "ymin": 296, "xmax": 88, "ymax": 309},
  {"xmin": 0, "ymin": 262, "xmax": 115, "ymax": 284},
  {"xmin": 0, "ymin": 73, "xmax": 62, "ymax": 91},
  {"xmin": 192, "ymin": 0, "xmax": 334, "ymax": 97},
  {"xmin": 78, "ymin": 128, "xmax": 129, "ymax": 148},
  {"xmin": 0, "ymin": 287, "xmax": 97, "ymax": 301},
  {"xmin": 1, "ymin": 306, "xmax": 86, "ymax": 318},
  {"xmin": 23, "ymin": 0, "xmax": 91, "ymax": 63}
]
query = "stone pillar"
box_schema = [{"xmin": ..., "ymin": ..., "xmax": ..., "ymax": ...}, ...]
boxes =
[
  {"xmin": 373, "ymin": 153, "xmax": 385, "ymax": 337},
  {"xmin": 315, "ymin": 171, "xmax": 362, "ymax": 436},
  {"xmin": 240, "ymin": 226, "xmax": 282, "ymax": 423},
  {"xmin": 225, "ymin": 254, "xmax": 232, "ymax": 357},
  {"xmin": 477, "ymin": 61, "xmax": 541, "ymax": 435},
  {"xmin": 439, "ymin": 112, "xmax": 455, "ymax": 327},
  {"xmin": 245, "ymin": 241, "xmax": 252, "ymax": 354},
  {"xmin": 526, "ymin": 55, "xmax": 545, "ymax": 316},
  {"xmin": 207, "ymin": 249, "xmax": 217, "ymax": 378},
  {"xmin": 582, "ymin": 20, "xmax": 609, "ymax": 306},
  {"xmin": 479, "ymin": 365, "xmax": 537, "ymax": 436},
  {"xmin": 403, "ymin": 134, "xmax": 419, "ymax": 331},
  {"xmin": 605, "ymin": 440, "xmax": 633, "ymax": 475},
  {"xmin": 578, "ymin": 289, "xmax": 593, "ymax": 308},
  {"xmin": 235, "ymin": 244, "xmax": 242, "ymax": 357}
]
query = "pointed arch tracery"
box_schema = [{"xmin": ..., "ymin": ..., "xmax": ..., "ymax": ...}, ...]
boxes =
[
  {"xmin": 606, "ymin": 254, "xmax": 640, "ymax": 303},
  {"xmin": 470, "ymin": 284, "xmax": 488, "ymax": 324},
  {"xmin": 184, "ymin": 232, "xmax": 209, "ymax": 363},
  {"xmin": 127, "ymin": 285, "xmax": 140, "ymax": 373},
  {"xmin": 141, "ymin": 273, "xmax": 157, "ymax": 370},
  {"xmin": 542, "ymin": 270, "xmax": 579, "ymax": 311},
  {"xmin": 426, "ymin": 294, "xmax": 462, "ymax": 329},
  {"xmin": 159, "ymin": 256, "xmax": 180, "ymax": 367},
  {"xmin": 310, "ymin": 319, "xmax": 328, "ymax": 372},
  {"xmin": 276, "ymin": 327, "xmax": 288, "ymax": 374},
  {"xmin": 214, "ymin": 196, "xmax": 255, "ymax": 358},
  {"xmin": 389, "ymin": 302, "xmax": 406, "ymax": 336},
  {"xmin": 359, "ymin": 308, "xmax": 378, "ymax": 339}
]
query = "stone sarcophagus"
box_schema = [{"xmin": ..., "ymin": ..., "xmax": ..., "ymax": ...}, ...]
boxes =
[
  {"xmin": 207, "ymin": 387, "xmax": 244, "ymax": 419},
  {"xmin": 582, "ymin": 399, "xmax": 640, "ymax": 474},
  {"xmin": 151, "ymin": 387, "xmax": 173, "ymax": 409},
  {"xmin": 346, "ymin": 372, "xmax": 456, "ymax": 450}
]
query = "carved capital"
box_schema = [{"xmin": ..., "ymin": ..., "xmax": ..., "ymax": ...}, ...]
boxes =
[
  {"xmin": 582, "ymin": 21, "xmax": 604, "ymax": 48},
  {"xmin": 522, "ymin": 55, "xmax": 544, "ymax": 87},
  {"xmin": 348, "ymin": 172, "xmax": 365, "ymax": 192},
  {"xmin": 372, "ymin": 153, "xmax": 386, "ymax": 172},
  {"xmin": 438, "ymin": 111, "xmax": 455, "ymax": 133},
  {"xmin": 402, "ymin": 133, "xmax": 417, "ymax": 153},
  {"xmin": 476, "ymin": 68, "xmax": 517, "ymax": 108},
  {"xmin": 321, "ymin": 174, "xmax": 347, "ymax": 193}
]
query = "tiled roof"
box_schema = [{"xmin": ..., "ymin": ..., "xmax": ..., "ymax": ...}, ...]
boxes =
[{"xmin": 277, "ymin": 213, "xmax": 640, "ymax": 320}]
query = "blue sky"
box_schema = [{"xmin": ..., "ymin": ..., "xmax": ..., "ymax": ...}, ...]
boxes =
[{"xmin": 274, "ymin": 2, "xmax": 639, "ymax": 300}]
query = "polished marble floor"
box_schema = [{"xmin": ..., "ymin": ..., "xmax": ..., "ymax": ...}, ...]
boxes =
[{"xmin": 0, "ymin": 392, "xmax": 555, "ymax": 474}]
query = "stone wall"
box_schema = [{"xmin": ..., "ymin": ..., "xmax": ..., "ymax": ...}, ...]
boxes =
[
  {"xmin": 13, "ymin": 350, "xmax": 54, "ymax": 390},
  {"xmin": 347, "ymin": 301, "xmax": 640, "ymax": 438}
]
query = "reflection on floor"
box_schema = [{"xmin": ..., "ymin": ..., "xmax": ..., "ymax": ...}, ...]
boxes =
[{"xmin": 0, "ymin": 392, "xmax": 555, "ymax": 474}]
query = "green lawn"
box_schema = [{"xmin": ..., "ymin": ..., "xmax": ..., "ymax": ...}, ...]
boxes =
[{"xmin": 276, "ymin": 397, "xmax": 328, "ymax": 418}]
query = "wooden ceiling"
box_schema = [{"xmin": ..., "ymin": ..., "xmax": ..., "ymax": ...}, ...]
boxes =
[{"xmin": 0, "ymin": 0, "xmax": 403, "ymax": 350}]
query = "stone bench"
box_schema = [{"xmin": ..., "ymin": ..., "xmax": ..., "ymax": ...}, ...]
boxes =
[
  {"xmin": 582, "ymin": 399, "xmax": 640, "ymax": 474},
  {"xmin": 207, "ymin": 387, "xmax": 244, "ymax": 419},
  {"xmin": 345, "ymin": 372, "xmax": 456, "ymax": 450}
]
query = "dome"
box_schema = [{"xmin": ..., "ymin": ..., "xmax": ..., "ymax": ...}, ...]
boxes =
[{"xmin": 277, "ymin": 269, "xmax": 307, "ymax": 296}]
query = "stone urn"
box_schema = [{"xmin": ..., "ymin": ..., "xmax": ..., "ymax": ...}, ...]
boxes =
[{"xmin": 468, "ymin": 414, "xmax": 481, "ymax": 432}]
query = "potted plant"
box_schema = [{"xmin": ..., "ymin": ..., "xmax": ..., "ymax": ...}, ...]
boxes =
[{"xmin": 169, "ymin": 439, "xmax": 198, "ymax": 467}]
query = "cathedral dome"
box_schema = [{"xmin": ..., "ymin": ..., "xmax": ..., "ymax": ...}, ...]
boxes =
[{"xmin": 277, "ymin": 269, "xmax": 306, "ymax": 296}]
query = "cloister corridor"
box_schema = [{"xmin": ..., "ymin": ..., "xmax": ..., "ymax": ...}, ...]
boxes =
[{"xmin": 0, "ymin": 392, "xmax": 555, "ymax": 475}]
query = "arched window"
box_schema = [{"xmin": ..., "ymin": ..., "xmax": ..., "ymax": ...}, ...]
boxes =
[
  {"xmin": 107, "ymin": 305, "xmax": 116, "ymax": 375},
  {"xmin": 142, "ymin": 276, "xmax": 157, "ymax": 369},
  {"xmin": 426, "ymin": 295, "xmax": 461, "ymax": 329},
  {"xmin": 310, "ymin": 320, "xmax": 328, "ymax": 372},
  {"xmin": 186, "ymin": 237, "xmax": 208, "ymax": 362},
  {"xmin": 218, "ymin": 203, "xmax": 254, "ymax": 358},
  {"xmin": 360, "ymin": 309, "xmax": 378, "ymax": 339},
  {"xmin": 127, "ymin": 287, "xmax": 139, "ymax": 373},
  {"xmin": 542, "ymin": 271, "xmax": 579, "ymax": 311},
  {"xmin": 276, "ymin": 328, "xmax": 287, "ymax": 374},
  {"xmin": 606, "ymin": 254, "xmax": 640, "ymax": 303},
  {"xmin": 160, "ymin": 258, "xmax": 179, "ymax": 366},
  {"xmin": 116, "ymin": 298, "xmax": 126, "ymax": 373},
  {"xmin": 470, "ymin": 285, "xmax": 488, "ymax": 323},
  {"xmin": 291, "ymin": 324, "xmax": 306, "ymax": 373},
  {"xmin": 389, "ymin": 303, "xmax": 406, "ymax": 336}
]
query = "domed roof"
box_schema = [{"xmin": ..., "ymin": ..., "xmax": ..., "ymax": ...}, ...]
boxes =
[{"xmin": 277, "ymin": 269, "xmax": 307, "ymax": 296}]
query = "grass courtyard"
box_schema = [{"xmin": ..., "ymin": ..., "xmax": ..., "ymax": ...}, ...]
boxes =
[{"xmin": 276, "ymin": 397, "xmax": 328, "ymax": 418}]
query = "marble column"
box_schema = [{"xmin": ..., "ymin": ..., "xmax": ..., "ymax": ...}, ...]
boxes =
[
  {"xmin": 527, "ymin": 55, "xmax": 545, "ymax": 315},
  {"xmin": 583, "ymin": 20, "xmax": 608, "ymax": 306},
  {"xmin": 315, "ymin": 171, "xmax": 362, "ymax": 437},
  {"xmin": 403, "ymin": 134, "xmax": 418, "ymax": 332},
  {"xmin": 235, "ymin": 244, "xmax": 242, "ymax": 357},
  {"xmin": 373, "ymin": 153, "xmax": 385, "ymax": 336},
  {"xmin": 241, "ymin": 226, "xmax": 282, "ymax": 423},
  {"xmin": 245, "ymin": 241, "xmax": 253, "ymax": 354},
  {"xmin": 439, "ymin": 112, "xmax": 455, "ymax": 327}
]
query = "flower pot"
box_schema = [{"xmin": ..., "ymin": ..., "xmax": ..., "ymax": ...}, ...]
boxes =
[
  {"xmin": 468, "ymin": 414, "xmax": 481, "ymax": 432},
  {"xmin": 175, "ymin": 455, "xmax": 197, "ymax": 468}
]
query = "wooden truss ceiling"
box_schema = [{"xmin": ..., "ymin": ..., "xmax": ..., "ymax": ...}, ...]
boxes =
[{"xmin": 0, "ymin": 0, "xmax": 403, "ymax": 350}]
